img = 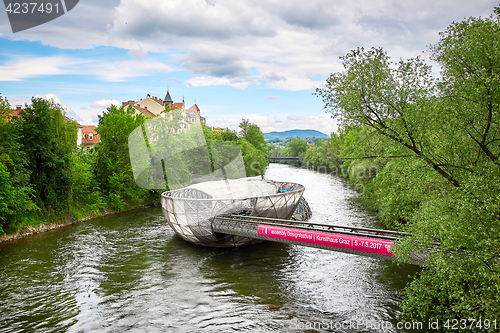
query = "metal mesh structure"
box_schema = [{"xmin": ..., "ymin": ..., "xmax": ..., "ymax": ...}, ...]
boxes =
[
  {"xmin": 161, "ymin": 177, "xmax": 307, "ymax": 247},
  {"xmin": 291, "ymin": 196, "xmax": 312, "ymax": 221}
]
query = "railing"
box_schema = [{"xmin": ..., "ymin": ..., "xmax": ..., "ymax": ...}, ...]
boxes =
[
  {"xmin": 269, "ymin": 157, "xmax": 300, "ymax": 162},
  {"xmin": 212, "ymin": 215, "xmax": 426, "ymax": 265}
]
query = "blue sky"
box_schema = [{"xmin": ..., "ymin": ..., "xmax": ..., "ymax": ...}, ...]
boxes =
[{"xmin": 0, "ymin": 0, "xmax": 497, "ymax": 134}]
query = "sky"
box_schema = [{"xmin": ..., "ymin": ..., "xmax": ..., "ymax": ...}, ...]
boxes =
[{"xmin": 0, "ymin": 0, "xmax": 497, "ymax": 135}]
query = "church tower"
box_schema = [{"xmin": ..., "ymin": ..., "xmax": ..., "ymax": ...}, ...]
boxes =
[{"xmin": 163, "ymin": 89, "xmax": 173, "ymax": 109}]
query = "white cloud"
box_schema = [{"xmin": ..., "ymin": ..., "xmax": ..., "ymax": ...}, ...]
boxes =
[
  {"xmin": 0, "ymin": 56, "xmax": 78, "ymax": 81},
  {"xmin": 37, "ymin": 93, "xmax": 63, "ymax": 105},
  {"xmin": 100, "ymin": 0, "xmax": 497, "ymax": 91},
  {"xmin": 248, "ymin": 113, "xmax": 338, "ymax": 134},
  {"xmin": 92, "ymin": 61, "xmax": 175, "ymax": 82},
  {"xmin": 0, "ymin": 55, "xmax": 175, "ymax": 82},
  {"xmin": 91, "ymin": 98, "xmax": 120, "ymax": 108},
  {"xmin": 3, "ymin": 0, "xmax": 497, "ymax": 92},
  {"xmin": 11, "ymin": 93, "xmax": 104, "ymax": 125},
  {"xmin": 168, "ymin": 77, "xmax": 183, "ymax": 86},
  {"xmin": 6, "ymin": 98, "xmax": 26, "ymax": 108},
  {"xmin": 185, "ymin": 76, "xmax": 256, "ymax": 89},
  {"xmin": 76, "ymin": 98, "xmax": 123, "ymax": 125},
  {"xmin": 64, "ymin": 108, "xmax": 86, "ymax": 124},
  {"xmin": 11, "ymin": 93, "xmax": 66, "ymax": 109},
  {"xmin": 107, "ymin": 0, "xmax": 275, "ymax": 41},
  {"xmin": 254, "ymin": 0, "xmax": 344, "ymax": 29},
  {"xmin": 127, "ymin": 46, "xmax": 148, "ymax": 61},
  {"xmin": 283, "ymin": 114, "xmax": 338, "ymax": 135},
  {"xmin": 179, "ymin": 44, "xmax": 250, "ymax": 77}
]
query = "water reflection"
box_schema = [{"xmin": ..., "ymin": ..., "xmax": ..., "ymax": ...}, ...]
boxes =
[{"xmin": 0, "ymin": 164, "xmax": 420, "ymax": 332}]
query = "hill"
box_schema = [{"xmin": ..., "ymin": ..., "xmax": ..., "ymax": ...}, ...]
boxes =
[{"xmin": 264, "ymin": 129, "xmax": 329, "ymax": 140}]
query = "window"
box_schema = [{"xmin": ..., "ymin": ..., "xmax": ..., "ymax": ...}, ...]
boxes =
[{"xmin": 89, "ymin": 133, "xmax": 93, "ymax": 140}]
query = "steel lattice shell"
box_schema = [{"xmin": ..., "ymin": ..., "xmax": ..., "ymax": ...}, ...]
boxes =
[{"xmin": 161, "ymin": 178, "xmax": 308, "ymax": 247}]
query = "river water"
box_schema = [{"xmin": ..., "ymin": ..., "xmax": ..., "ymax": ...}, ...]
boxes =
[{"xmin": 0, "ymin": 164, "xmax": 420, "ymax": 332}]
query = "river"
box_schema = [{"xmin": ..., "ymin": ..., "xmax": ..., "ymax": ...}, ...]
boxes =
[{"xmin": 0, "ymin": 164, "xmax": 420, "ymax": 332}]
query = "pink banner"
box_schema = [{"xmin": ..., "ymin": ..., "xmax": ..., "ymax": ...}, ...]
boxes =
[{"xmin": 257, "ymin": 225, "xmax": 393, "ymax": 256}]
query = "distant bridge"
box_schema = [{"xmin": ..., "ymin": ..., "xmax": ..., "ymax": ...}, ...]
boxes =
[
  {"xmin": 212, "ymin": 215, "xmax": 426, "ymax": 265},
  {"xmin": 269, "ymin": 157, "xmax": 300, "ymax": 162}
]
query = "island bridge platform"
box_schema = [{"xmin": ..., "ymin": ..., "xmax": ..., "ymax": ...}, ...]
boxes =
[{"xmin": 211, "ymin": 215, "xmax": 426, "ymax": 265}]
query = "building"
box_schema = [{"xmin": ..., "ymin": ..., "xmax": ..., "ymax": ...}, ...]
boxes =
[
  {"xmin": 81, "ymin": 125, "xmax": 100, "ymax": 151},
  {"xmin": 212, "ymin": 127, "xmax": 224, "ymax": 134},
  {"xmin": 122, "ymin": 90, "xmax": 206, "ymax": 126},
  {"xmin": 1, "ymin": 105, "xmax": 24, "ymax": 119},
  {"xmin": 11, "ymin": 105, "xmax": 23, "ymax": 118}
]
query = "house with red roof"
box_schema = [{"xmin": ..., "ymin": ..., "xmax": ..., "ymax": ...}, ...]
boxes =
[
  {"xmin": 81, "ymin": 125, "xmax": 100, "ymax": 151},
  {"xmin": 1, "ymin": 105, "xmax": 24, "ymax": 120},
  {"xmin": 121, "ymin": 100, "xmax": 157, "ymax": 118}
]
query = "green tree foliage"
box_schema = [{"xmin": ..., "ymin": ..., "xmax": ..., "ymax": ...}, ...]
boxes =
[
  {"xmin": 272, "ymin": 138, "xmax": 307, "ymax": 166},
  {"xmin": 0, "ymin": 97, "xmax": 38, "ymax": 233},
  {"xmin": 0, "ymin": 162, "xmax": 15, "ymax": 234},
  {"xmin": 238, "ymin": 118, "xmax": 251, "ymax": 137},
  {"xmin": 286, "ymin": 139, "xmax": 307, "ymax": 157},
  {"xmin": 313, "ymin": 7, "xmax": 500, "ymax": 324},
  {"xmin": 239, "ymin": 119, "xmax": 267, "ymax": 153},
  {"xmin": 430, "ymin": 7, "xmax": 500, "ymax": 165},
  {"xmin": 96, "ymin": 105, "xmax": 150, "ymax": 210},
  {"xmin": 269, "ymin": 138, "xmax": 309, "ymax": 166},
  {"xmin": 237, "ymin": 139, "xmax": 268, "ymax": 177},
  {"xmin": 236, "ymin": 119, "xmax": 269, "ymax": 175},
  {"xmin": 200, "ymin": 124, "xmax": 268, "ymax": 178},
  {"xmin": 17, "ymin": 97, "xmax": 77, "ymax": 213},
  {"xmin": 221, "ymin": 128, "xmax": 238, "ymax": 142},
  {"xmin": 70, "ymin": 150, "xmax": 104, "ymax": 217},
  {"xmin": 303, "ymin": 140, "xmax": 334, "ymax": 170},
  {"xmin": 315, "ymin": 46, "xmax": 461, "ymax": 187},
  {"xmin": 397, "ymin": 8, "xmax": 500, "ymax": 322}
]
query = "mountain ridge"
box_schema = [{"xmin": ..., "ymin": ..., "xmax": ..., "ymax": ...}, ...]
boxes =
[{"xmin": 264, "ymin": 129, "xmax": 329, "ymax": 140}]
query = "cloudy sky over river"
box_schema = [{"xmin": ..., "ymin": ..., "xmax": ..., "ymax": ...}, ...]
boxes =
[{"xmin": 0, "ymin": 0, "xmax": 496, "ymax": 133}]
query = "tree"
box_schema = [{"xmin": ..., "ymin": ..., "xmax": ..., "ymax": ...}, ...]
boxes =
[
  {"xmin": 397, "ymin": 8, "xmax": 500, "ymax": 322},
  {"xmin": 17, "ymin": 97, "xmax": 77, "ymax": 213},
  {"xmin": 315, "ymin": 47, "xmax": 461, "ymax": 187},
  {"xmin": 0, "ymin": 97, "xmax": 37, "ymax": 233},
  {"xmin": 286, "ymin": 139, "xmax": 307, "ymax": 157},
  {"xmin": 316, "ymin": 7, "xmax": 500, "ymax": 323},
  {"xmin": 96, "ymin": 105, "xmax": 150, "ymax": 210},
  {"xmin": 430, "ymin": 7, "xmax": 500, "ymax": 164},
  {"xmin": 238, "ymin": 119, "xmax": 267, "ymax": 153},
  {"xmin": 70, "ymin": 150, "xmax": 104, "ymax": 215},
  {"xmin": 237, "ymin": 139, "xmax": 268, "ymax": 177},
  {"xmin": 238, "ymin": 118, "xmax": 251, "ymax": 138},
  {"xmin": 221, "ymin": 128, "xmax": 238, "ymax": 142},
  {"xmin": 0, "ymin": 162, "xmax": 15, "ymax": 234}
]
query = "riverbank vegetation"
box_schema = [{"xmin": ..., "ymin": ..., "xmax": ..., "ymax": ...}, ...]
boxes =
[
  {"xmin": 0, "ymin": 100, "xmax": 268, "ymax": 237},
  {"xmin": 268, "ymin": 137, "xmax": 308, "ymax": 167},
  {"xmin": 307, "ymin": 7, "xmax": 500, "ymax": 326}
]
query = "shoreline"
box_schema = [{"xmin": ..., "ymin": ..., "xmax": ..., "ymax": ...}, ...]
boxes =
[{"xmin": 0, "ymin": 204, "xmax": 155, "ymax": 245}]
